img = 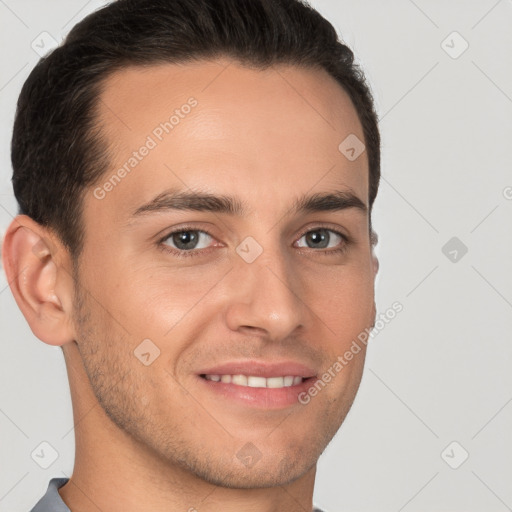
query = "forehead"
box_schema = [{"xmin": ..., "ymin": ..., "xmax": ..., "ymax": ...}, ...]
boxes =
[{"xmin": 92, "ymin": 59, "xmax": 368, "ymax": 217}]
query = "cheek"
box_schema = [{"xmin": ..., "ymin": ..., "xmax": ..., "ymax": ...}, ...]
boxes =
[
  {"xmin": 134, "ymin": 269, "xmax": 229, "ymax": 325},
  {"xmin": 306, "ymin": 265, "xmax": 375, "ymax": 333},
  {"xmin": 88, "ymin": 263, "xmax": 234, "ymax": 374},
  {"xmin": 91, "ymin": 256, "xmax": 227, "ymax": 330}
]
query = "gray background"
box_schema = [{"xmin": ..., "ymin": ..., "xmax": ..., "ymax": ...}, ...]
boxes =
[{"xmin": 1, "ymin": 1, "xmax": 511, "ymax": 511}]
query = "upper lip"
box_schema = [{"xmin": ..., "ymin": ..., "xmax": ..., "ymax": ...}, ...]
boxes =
[{"xmin": 197, "ymin": 360, "xmax": 318, "ymax": 378}]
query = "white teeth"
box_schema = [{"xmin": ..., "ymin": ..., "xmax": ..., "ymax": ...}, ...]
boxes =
[
  {"xmin": 232, "ymin": 374, "xmax": 247, "ymax": 386},
  {"xmin": 247, "ymin": 376, "xmax": 267, "ymax": 388},
  {"xmin": 267, "ymin": 377, "xmax": 284, "ymax": 388},
  {"xmin": 204, "ymin": 374, "xmax": 305, "ymax": 388},
  {"xmin": 284, "ymin": 376, "xmax": 294, "ymax": 386}
]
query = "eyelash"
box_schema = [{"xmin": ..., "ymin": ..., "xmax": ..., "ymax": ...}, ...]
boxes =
[{"xmin": 157, "ymin": 225, "xmax": 352, "ymax": 259}]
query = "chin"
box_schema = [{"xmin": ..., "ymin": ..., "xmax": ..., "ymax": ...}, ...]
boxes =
[
  {"xmin": 164, "ymin": 434, "xmax": 322, "ymax": 490},
  {"xmin": 189, "ymin": 455, "xmax": 315, "ymax": 489}
]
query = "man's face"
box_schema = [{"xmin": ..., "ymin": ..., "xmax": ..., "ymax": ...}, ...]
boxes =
[{"xmin": 71, "ymin": 59, "xmax": 377, "ymax": 487}]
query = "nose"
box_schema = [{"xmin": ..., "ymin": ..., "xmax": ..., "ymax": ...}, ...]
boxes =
[{"xmin": 224, "ymin": 247, "xmax": 308, "ymax": 343}]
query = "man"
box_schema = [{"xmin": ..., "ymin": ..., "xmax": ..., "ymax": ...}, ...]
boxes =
[{"xmin": 2, "ymin": 0, "xmax": 380, "ymax": 510}]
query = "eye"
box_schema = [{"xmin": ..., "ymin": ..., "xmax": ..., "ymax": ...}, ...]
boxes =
[
  {"xmin": 161, "ymin": 229, "xmax": 215, "ymax": 254},
  {"xmin": 295, "ymin": 228, "xmax": 347, "ymax": 253},
  {"xmin": 157, "ymin": 225, "xmax": 350, "ymax": 259}
]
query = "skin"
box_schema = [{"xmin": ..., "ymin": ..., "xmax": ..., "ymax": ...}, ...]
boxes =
[{"xmin": 2, "ymin": 58, "xmax": 378, "ymax": 512}]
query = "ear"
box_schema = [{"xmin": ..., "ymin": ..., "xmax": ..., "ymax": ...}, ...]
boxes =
[
  {"xmin": 370, "ymin": 228, "xmax": 379, "ymax": 327},
  {"xmin": 370, "ymin": 228, "xmax": 379, "ymax": 278},
  {"xmin": 1, "ymin": 215, "xmax": 76, "ymax": 346},
  {"xmin": 372, "ymin": 250, "xmax": 379, "ymax": 278}
]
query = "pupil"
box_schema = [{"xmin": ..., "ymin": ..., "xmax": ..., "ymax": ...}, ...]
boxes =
[
  {"xmin": 307, "ymin": 229, "xmax": 328, "ymax": 248},
  {"xmin": 174, "ymin": 231, "xmax": 198, "ymax": 249}
]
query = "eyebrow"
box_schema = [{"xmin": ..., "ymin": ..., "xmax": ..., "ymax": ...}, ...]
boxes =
[{"xmin": 130, "ymin": 187, "xmax": 367, "ymax": 218}]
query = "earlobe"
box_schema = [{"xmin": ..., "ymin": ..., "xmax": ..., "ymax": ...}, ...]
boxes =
[{"xmin": 1, "ymin": 215, "xmax": 75, "ymax": 346}]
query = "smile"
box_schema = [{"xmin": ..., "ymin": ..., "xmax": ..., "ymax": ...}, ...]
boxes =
[{"xmin": 201, "ymin": 374, "xmax": 305, "ymax": 388}]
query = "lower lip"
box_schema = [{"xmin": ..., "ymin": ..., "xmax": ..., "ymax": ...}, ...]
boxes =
[{"xmin": 197, "ymin": 375, "xmax": 316, "ymax": 409}]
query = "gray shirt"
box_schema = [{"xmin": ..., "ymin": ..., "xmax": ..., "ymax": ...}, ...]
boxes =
[
  {"xmin": 30, "ymin": 477, "xmax": 326, "ymax": 511},
  {"xmin": 30, "ymin": 478, "xmax": 70, "ymax": 512}
]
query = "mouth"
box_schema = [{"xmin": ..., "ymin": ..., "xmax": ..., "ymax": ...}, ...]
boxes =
[
  {"xmin": 200, "ymin": 374, "xmax": 309, "ymax": 388},
  {"xmin": 196, "ymin": 361, "xmax": 318, "ymax": 409}
]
